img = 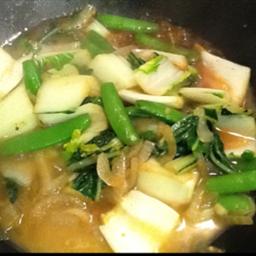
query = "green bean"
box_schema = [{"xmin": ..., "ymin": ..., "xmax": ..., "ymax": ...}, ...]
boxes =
[
  {"xmin": 97, "ymin": 14, "xmax": 159, "ymax": 33},
  {"xmin": 216, "ymin": 194, "xmax": 255, "ymax": 216},
  {"xmin": 206, "ymin": 170, "xmax": 256, "ymax": 194},
  {"xmin": 0, "ymin": 115, "xmax": 91, "ymax": 156},
  {"xmin": 135, "ymin": 34, "xmax": 199, "ymax": 63},
  {"xmin": 81, "ymin": 30, "xmax": 114, "ymax": 57},
  {"xmin": 23, "ymin": 59, "xmax": 42, "ymax": 96},
  {"xmin": 126, "ymin": 106, "xmax": 151, "ymax": 118},
  {"xmin": 135, "ymin": 100, "xmax": 185, "ymax": 125},
  {"xmin": 101, "ymin": 83, "xmax": 139, "ymax": 145}
]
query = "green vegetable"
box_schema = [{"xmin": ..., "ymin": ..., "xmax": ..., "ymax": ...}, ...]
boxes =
[
  {"xmin": 172, "ymin": 115, "xmax": 199, "ymax": 157},
  {"xmin": 170, "ymin": 155, "xmax": 197, "ymax": 173},
  {"xmin": 206, "ymin": 170, "xmax": 256, "ymax": 194},
  {"xmin": 138, "ymin": 56, "xmax": 163, "ymax": 74},
  {"xmin": 206, "ymin": 133, "xmax": 237, "ymax": 174},
  {"xmin": 126, "ymin": 106, "xmax": 151, "ymax": 118},
  {"xmin": 134, "ymin": 34, "xmax": 199, "ymax": 63},
  {"xmin": 0, "ymin": 115, "xmax": 91, "ymax": 156},
  {"xmin": 216, "ymin": 194, "xmax": 255, "ymax": 216},
  {"xmin": 23, "ymin": 60, "xmax": 42, "ymax": 96},
  {"xmin": 97, "ymin": 14, "xmax": 159, "ymax": 33},
  {"xmin": 68, "ymin": 151, "xmax": 120, "ymax": 172},
  {"xmin": 82, "ymin": 96, "xmax": 103, "ymax": 106},
  {"xmin": 4, "ymin": 178, "xmax": 19, "ymax": 204},
  {"xmin": 127, "ymin": 52, "xmax": 146, "ymax": 70},
  {"xmin": 233, "ymin": 151, "xmax": 256, "ymax": 171},
  {"xmin": 36, "ymin": 53, "xmax": 74, "ymax": 71},
  {"xmin": 23, "ymin": 53, "xmax": 74, "ymax": 96},
  {"xmin": 72, "ymin": 165, "xmax": 103, "ymax": 201},
  {"xmin": 81, "ymin": 30, "xmax": 114, "ymax": 57},
  {"xmin": 136, "ymin": 100, "xmax": 185, "ymax": 125},
  {"xmin": 101, "ymin": 83, "xmax": 139, "ymax": 145}
]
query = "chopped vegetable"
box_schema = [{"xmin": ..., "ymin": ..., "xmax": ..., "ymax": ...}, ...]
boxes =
[
  {"xmin": 100, "ymin": 190, "xmax": 180, "ymax": 253},
  {"xmin": 101, "ymin": 83, "xmax": 139, "ymax": 145},
  {"xmin": 206, "ymin": 133, "xmax": 237, "ymax": 175},
  {"xmin": 206, "ymin": 169, "xmax": 256, "ymax": 194},
  {"xmin": 165, "ymin": 155, "xmax": 197, "ymax": 174},
  {"xmin": 119, "ymin": 90, "xmax": 184, "ymax": 109},
  {"xmin": 86, "ymin": 19, "xmax": 110, "ymax": 37},
  {"xmin": 201, "ymin": 50, "xmax": 251, "ymax": 105},
  {"xmin": 215, "ymin": 194, "xmax": 255, "ymax": 216},
  {"xmin": 35, "ymin": 75, "xmax": 93, "ymax": 113},
  {"xmin": 179, "ymin": 88, "xmax": 229, "ymax": 104},
  {"xmin": 23, "ymin": 59, "xmax": 42, "ymax": 96},
  {"xmin": 90, "ymin": 53, "xmax": 136, "ymax": 90},
  {"xmin": 0, "ymin": 85, "xmax": 38, "ymax": 139},
  {"xmin": 97, "ymin": 14, "xmax": 159, "ymax": 33},
  {"xmin": 135, "ymin": 56, "xmax": 186, "ymax": 96},
  {"xmin": 0, "ymin": 115, "xmax": 91, "ymax": 156},
  {"xmin": 127, "ymin": 52, "xmax": 146, "ymax": 70},
  {"xmin": 72, "ymin": 165, "xmax": 104, "ymax": 201},
  {"xmin": 134, "ymin": 34, "xmax": 199, "ymax": 63},
  {"xmin": 137, "ymin": 170, "xmax": 197, "ymax": 207},
  {"xmin": 0, "ymin": 48, "xmax": 23, "ymax": 100},
  {"xmin": 136, "ymin": 100, "xmax": 185, "ymax": 125},
  {"xmin": 172, "ymin": 115, "xmax": 199, "ymax": 157},
  {"xmin": 81, "ymin": 30, "xmax": 114, "ymax": 57}
]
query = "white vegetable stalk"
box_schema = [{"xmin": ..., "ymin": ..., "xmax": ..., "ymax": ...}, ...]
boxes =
[
  {"xmin": 90, "ymin": 53, "xmax": 136, "ymax": 90},
  {"xmin": 35, "ymin": 75, "xmax": 96, "ymax": 113},
  {"xmin": 179, "ymin": 87, "xmax": 229, "ymax": 104},
  {"xmin": 0, "ymin": 48, "xmax": 23, "ymax": 100},
  {"xmin": 0, "ymin": 85, "xmax": 38, "ymax": 139},
  {"xmin": 119, "ymin": 89, "xmax": 184, "ymax": 109},
  {"xmin": 133, "ymin": 48, "xmax": 188, "ymax": 69},
  {"xmin": 86, "ymin": 19, "xmax": 110, "ymax": 38},
  {"xmin": 100, "ymin": 190, "xmax": 180, "ymax": 253},
  {"xmin": 201, "ymin": 50, "xmax": 251, "ymax": 106},
  {"xmin": 134, "ymin": 55, "xmax": 188, "ymax": 96}
]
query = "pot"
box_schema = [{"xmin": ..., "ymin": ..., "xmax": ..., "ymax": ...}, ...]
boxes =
[{"xmin": 0, "ymin": 0, "xmax": 256, "ymax": 252}]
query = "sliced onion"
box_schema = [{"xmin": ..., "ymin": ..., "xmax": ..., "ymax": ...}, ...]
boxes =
[
  {"xmin": 138, "ymin": 141, "xmax": 155, "ymax": 163},
  {"xmin": 97, "ymin": 153, "xmax": 125, "ymax": 188},
  {"xmin": 157, "ymin": 122, "xmax": 177, "ymax": 161}
]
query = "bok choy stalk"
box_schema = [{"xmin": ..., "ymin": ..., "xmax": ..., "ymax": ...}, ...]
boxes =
[{"xmin": 134, "ymin": 55, "xmax": 197, "ymax": 96}]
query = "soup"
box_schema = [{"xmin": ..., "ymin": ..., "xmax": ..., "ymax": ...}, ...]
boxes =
[{"xmin": 0, "ymin": 5, "xmax": 255, "ymax": 253}]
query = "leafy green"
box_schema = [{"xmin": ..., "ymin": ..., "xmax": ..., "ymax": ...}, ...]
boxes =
[
  {"xmin": 127, "ymin": 52, "xmax": 146, "ymax": 70},
  {"xmin": 72, "ymin": 165, "xmax": 104, "ymax": 201},
  {"xmin": 172, "ymin": 115, "xmax": 199, "ymax": 157},
  {"xmin": 140, "ymin": 130, "xmax": 168, "ymax": 157},
  {"xmin": 5, "ymin": 178, "xmax": 19, "ymax": 204},
  {"xmin": 138, "ymin": 56, "xmax": 163, "ymax": 74},
  {"xmin": 206, "ymin": 133, "xmax": 237, "ymax": 175}
]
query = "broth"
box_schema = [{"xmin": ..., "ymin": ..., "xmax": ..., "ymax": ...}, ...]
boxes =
[{"xmin": 0, "ymin": 6, "xmax": 254, "ymax": 253}]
